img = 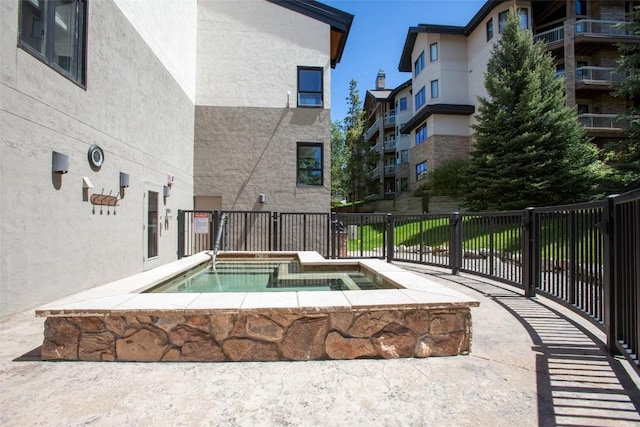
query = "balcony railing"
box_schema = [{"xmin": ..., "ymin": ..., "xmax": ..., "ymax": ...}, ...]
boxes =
[
  {"xmin": 535, "ymin": 19, "xmax": 637, "ymax": 45},
  {"xmin": 578, "ymin": 113, "xmax": 636, "ymax": 130},
  {"xmin": 576, "ymin": 66, "xmax": 624, "ymax": 84},
  {"xmin": 384, "ymin": 113, "xmax": 396, "ymax": 127},
  {"xmin": 384, "ymin": 137, "xmax": 397, "ymax": 151},
  {"xmin": 535, "ymin": 26, "xmax": 564, "ymax": 44},
  {"xmin": 364, "ymin": 119, "xmax": 381, "ymax": 141},
  {"xmin": 371, "ymin": 166, "xmax": 380, "ymax": 179},
  {"xmin": 384, "ymin": 165, "xmax": 396, "ymax": 175},
  {"xmin": 575, "ymin": 19, "xmax": 630, "ymax": 36}
]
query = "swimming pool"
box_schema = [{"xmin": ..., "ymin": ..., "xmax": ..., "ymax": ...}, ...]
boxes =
[
  {"xmin": 147, "ymin": 259, "xmax": 396, "ymax": 293},
  {"xmin": 36, "ymin": 251, "xmax": 480, "ymax": 362}
]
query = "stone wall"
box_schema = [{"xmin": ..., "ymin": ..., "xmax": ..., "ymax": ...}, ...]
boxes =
[{"xmin": 41, "ymin": 307, "xmax": 472, "ymax": 362}]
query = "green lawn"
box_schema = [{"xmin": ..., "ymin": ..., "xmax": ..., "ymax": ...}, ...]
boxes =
[{"xmin": 346, "ymin": 215, "xmax": 603, "ymax": 263}]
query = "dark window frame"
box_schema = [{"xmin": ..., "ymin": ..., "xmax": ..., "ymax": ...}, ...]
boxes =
[
  {"xmin": 18, "ymin": 0, "xmax": 88, "ymax": 87},
  {"xmin": 416, "ymin": 160, "xmax": 428, "ymax": 181},
  {"xmin": 415, "ymin": 86, "xmax": 426, "ymax": 110},
  {"xmin": 430, "ymin": 79, "xmax": 439, "ymax": 99},
  {"xmin": 296, "ymin": 142, "xmax": 324, "ymax": 186},
  {"xmin": 414, "ymin": 51, "xmax": 425, "ymax": 77},
  {"xmin": 297, "ymin": 67, "xmax": 323, "ymax": 108},
  {"xmin": 486, "ymin": 18, "xmax": 494, "ymax": 41},
  {"xmin": 429, "ymin": 42, "xmax": 438, "ymax": 62},
  {"xmin": 415, "ymin": 123, "xmax": 427, "ymax": 145},
  {"xmin": 399, "ymin": 97, "xmax": 407, "ymax": 111}
]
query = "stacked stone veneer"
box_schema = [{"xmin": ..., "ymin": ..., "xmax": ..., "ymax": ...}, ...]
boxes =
[{"xmin": 42, "ymin": 307, "xmax": 472, "ymax": 362}]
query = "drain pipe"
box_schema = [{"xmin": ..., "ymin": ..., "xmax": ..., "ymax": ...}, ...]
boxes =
[{"xmin": 211, "ymin": 213, "xmax": 227, "ymax": 271}]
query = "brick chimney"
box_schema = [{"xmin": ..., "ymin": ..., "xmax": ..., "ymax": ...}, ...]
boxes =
[{"xmin": 375, "ymin": 69, "xmax": 386, "ymax": 90}]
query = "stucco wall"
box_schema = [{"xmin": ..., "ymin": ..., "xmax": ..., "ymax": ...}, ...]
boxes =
[
  {"xmin": 194, "ymin": 106, "xmax": 330, "ymax": 211},
  {"xmin": 196, "ymin": 0, "xmax": 331, "ymax": 109},
  {"xmin": 112, "ymin": 0, "xmax": 198, "ymax": 102},
  {"xmin": 0, "ymin": 0, "xmax": 195, "ymax": 317}
]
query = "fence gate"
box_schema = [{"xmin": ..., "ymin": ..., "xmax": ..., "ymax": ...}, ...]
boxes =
[{"xmin": 177, "ymin": 210, "xmax": 215, "ymax": 259}]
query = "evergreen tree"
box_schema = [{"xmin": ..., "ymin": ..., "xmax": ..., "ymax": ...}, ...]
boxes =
[
  {"xmin": 343, "ymin": 80, "xmax": 370, "ymax": 205},
  {"xmin": 330, "ymin": 120, "xmax": 349, "ymax": 201},
  {"xmin": 464, "ymin": 8, "xmax": 601, "ymax": 211},
  {"xmin": 608, "ymin": 6, "xmax": 640, "ymax": 193}
]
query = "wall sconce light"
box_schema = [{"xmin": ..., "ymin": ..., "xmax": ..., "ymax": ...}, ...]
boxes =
[
  {"xmin": 120, "ymin": 172, "xmax": 130, "ymax": 188},
  {"xmin": 163, "ymin": 185, "xmax": 171, "ymax": 197},
  {"xmin": 52, "ymin": 151, "xmax": 69, "ymax": 174},
  {"xmin": 167, "ymin": 174, "xmax": 175, "ymax": 187},
  {"xmin": 259, "ymin": 194, "xmax": 266, "ymax": 203}
]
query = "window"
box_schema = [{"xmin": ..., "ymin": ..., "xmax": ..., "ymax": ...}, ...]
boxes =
[
  {"xmin": 576, "ymin": 0, "xmax": 587, "ymax": 15},
  {"xmin": 519, "ymin": 8, "xmax": 529, "ymax": 29},
  {"xmin": 297, "ymin": 143, "xmax": 323, "ymax": 185},
  {"xmin": 498, "ymin": 11, "xmax": 507, "ymax": 33},
  {"xmin": 430, "ymin": 80, "xmax": 439, "ymax": 99},
  {"xmin": 415, "ymin": 123, "xmax": 427, "ymax": 145},
  {"xmin": 429, "ymin": 43, "xmax": 438, "ymax": 62},
  {"xmin": 486, "ymin": 18, "xmax": 494, "ymax": 41},
  {"xmin": 147, "ymin": 191, "xmax": 158, "ymax": 259},
  {"xmin": 18, "ymin": 0, "xmax": 87, "ymax": 85},
  {"xmin": 399, "ymin": 97, "xmax": 407, "ymax": 111},
  {"xmin": 298, "ymin": 67, "xmax": 323, "ymax": 107},
  {"xmin": 401, "ymin": 149, "xmax": 408, "ymax": 163},
  {"xmin": 414, "ymin": 51, "xmax": 425, "ymax": 77},
  {"xmin": 498, "ymin": 9, "xmax": 528, "ymax": 32},
  {"xmin": 415, "ymin": 87, "xmax": 426, "ymax": 110},
  {"xmin": 416, "ymin": 161, "xmax": 428, "ymax": 181}
]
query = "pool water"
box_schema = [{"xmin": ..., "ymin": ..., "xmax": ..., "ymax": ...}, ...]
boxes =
[{"xmin": 147, "ymin": 260, "xmax": 394, "ymax": 293}]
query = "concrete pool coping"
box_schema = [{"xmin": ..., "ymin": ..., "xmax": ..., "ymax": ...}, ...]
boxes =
[{"xmin": 35, "ymin": 251, "xmax": 479, "ymax": 317}]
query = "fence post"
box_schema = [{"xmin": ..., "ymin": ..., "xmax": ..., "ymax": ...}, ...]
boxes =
[
  {"xmin": 522, "ymin": 207, "xmax": 536, "ymax": 298},
  {"xmin": 386, "ymin": 213, "xmax": 394, "ymax": 263},
  {"xmin": 211, "ymin": 210, "xmax": 219, "ymax": 254},
  {"xmin": 330, "ymin": 212, "xmax": 337, "ymax": 259},
  {"xmin": 177, "ymin": 210, "xmax": 185, "ymax": 259},
  {"xmin": 450, "ymin": 212, "xmax": 462, "ymax": 275},
  {"xmin": 601, "ymin": 195, "xmax": 616, "ymax": 354},
  {"xmin": 272, "ymin": 212, "xmax": 279, "ymax": 251}
]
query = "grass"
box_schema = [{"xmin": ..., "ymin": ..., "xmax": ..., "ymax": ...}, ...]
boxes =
[{"xmin": 346, "ymin": 215, "xmax": 604, "ymax": 264}]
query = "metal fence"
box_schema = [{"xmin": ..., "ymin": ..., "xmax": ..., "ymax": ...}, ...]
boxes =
[{"xmin": 177, "ymin": 189, "xmax": 639, "ymax": 373}]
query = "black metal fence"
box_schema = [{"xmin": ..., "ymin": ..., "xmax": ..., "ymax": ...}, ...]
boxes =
[{"xmin": 177, "ymin": 189, "xmax": 639, "ymax": 373}]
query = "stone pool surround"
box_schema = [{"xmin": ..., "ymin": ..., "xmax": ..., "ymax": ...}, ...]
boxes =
[{"xmin": 36, "ymin": 252, "xmax": 480, "ymax": 362}]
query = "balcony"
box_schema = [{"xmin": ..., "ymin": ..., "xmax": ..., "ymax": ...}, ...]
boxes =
[
  {"xmin": 535, "ymin": 20, "xmax": 640, "ymax": 55},
  {"xmin": 383, "ymin": 165, "xmax": 396, "ymax": 176},
  {"xmin": 371, "ymin": 166, "xmax": 381, "ymax": 179},
  {"xmin": 383, "ymin": 137, "xmax": 397, "ymax": 152},
  {"xmin": 576, "ymin": 66, "xmax": 623, "ymax": 84},
  {"xmin": 364, "ymin": 119, "xmax": 380, "ymax": 142},
  {"xmin": 578, "ymin": 113, "xmax": 637, "ymax": 137},
  {"xmin": 384, "ymin": 113, "xmax": 396, "ymax": 128},
  {"xmin": 371, "ymin": 142, "xmax": 382, "ymax": 153}
]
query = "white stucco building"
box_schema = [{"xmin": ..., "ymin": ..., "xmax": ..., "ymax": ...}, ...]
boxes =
[{"xmin": 0, "ymin": 0, "xmax": 352, "ymax": 317}]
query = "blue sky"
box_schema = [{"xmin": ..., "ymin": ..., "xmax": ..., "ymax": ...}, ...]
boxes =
[{"xmin": 323, "ymin": 0, "xmax": 487, "ymax": 124}]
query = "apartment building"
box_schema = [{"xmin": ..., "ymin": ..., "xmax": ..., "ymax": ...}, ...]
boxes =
[
  {"xmin": 396, "ymin": 0, "xmax": 639, "ymax": 192},
  {"xmin": 363, "ymin": 71, "xmax": 412, "ymax": 198},
  {"xmin": 0, "ymin": 0, "xmax": 351, "ymax": 317}
]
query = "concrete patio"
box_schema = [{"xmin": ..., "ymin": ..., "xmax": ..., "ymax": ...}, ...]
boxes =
[{"xmin": 1, "ymin": 263, "xmax": 639, "ymax": 426}]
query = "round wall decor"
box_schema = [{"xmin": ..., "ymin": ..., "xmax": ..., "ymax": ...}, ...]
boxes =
[{"xmin": 88, "ymin": 145, "xmax": 104, "ymax": 170}]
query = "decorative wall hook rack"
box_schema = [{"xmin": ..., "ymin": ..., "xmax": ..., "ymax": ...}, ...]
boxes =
[{"xmin": 90, "ymin": 189, "xmax": 120, "ymax": 207}]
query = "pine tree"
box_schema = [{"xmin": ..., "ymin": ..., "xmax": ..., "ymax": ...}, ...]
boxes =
[
  {"xmin": 464, "ymin": 7, "xmax": 602, "ymax": 211},
  {"xmin": 343, "ymin": 80, "xmax": 370, "ymax": 204},
  {"xmin": 608, "ymin": 6, "xmax": 640, "ymax": 193},
  {"xmin": 330, "ymin": 120, "xmax": 349, "ymax": 202}
]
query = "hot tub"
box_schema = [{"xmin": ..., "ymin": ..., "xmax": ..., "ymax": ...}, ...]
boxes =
[{"xmin": 36, "ymin": 251, "xmax": 480, "ymax": 362}]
